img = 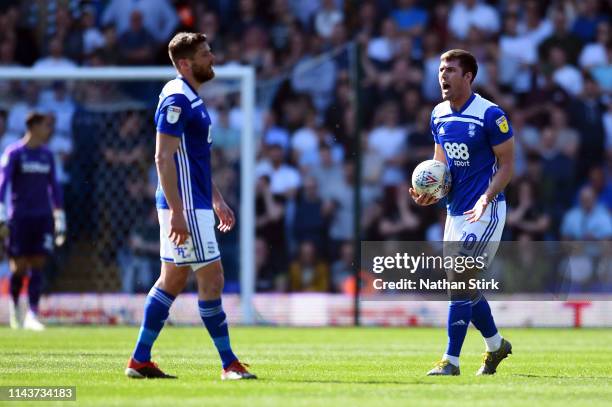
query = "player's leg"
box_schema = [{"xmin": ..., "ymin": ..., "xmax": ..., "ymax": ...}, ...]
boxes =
[
  {"xmin": 8, "ymin": 257, "xmax": 28, "ymax": 329},
  {"xmin": 22, "ymin": 255, "xmax": 47, "ymax": 331},
  {"xmin": 428, "ymin": 212, "xmax": 464, "ymax": 375},
  {"xmin": 126, "ymin": 261, "xmax": 188, "ymax": 379},
  {"xmin": 469, "ymin": 201, "xmax": 512, "ymax": 375},
  {"xmin": 194, "ymin": 260, "xmax": 256, "ymax": 380}
]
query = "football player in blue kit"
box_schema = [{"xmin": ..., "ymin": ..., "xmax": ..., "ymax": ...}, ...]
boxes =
[
  {"xmin": 410, "ymin": 49, "xmax": 514, "ymax": 376},
  {"xmin": 125, "ymin": 32, "xmax": 255, "ymax": 380}
]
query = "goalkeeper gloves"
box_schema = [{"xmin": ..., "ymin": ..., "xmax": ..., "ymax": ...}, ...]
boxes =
[{"xmin": 54, "ymin": 209, "xmax": 66, "ymax": 247}]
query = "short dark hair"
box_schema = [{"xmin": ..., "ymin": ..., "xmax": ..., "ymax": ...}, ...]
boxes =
[
  {"xmin": 25, "ymin": 112, "xmax": 47, "ymax": 130},
  {"xmin": 440, "ymin": 49, "xmax": 478, "ymax": 83},
  {"xmin": 168, "ymin": 32, "xmax": 207, "ymax": 67}
]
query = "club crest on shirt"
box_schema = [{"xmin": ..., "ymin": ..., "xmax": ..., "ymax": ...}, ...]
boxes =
[
  {"xmin": 166, "ymin": 106, "xmax": 181, "ymax": 124},
  {"xmin": 495, "ymin": 115, "xmax": 509, "ymax": 133}
]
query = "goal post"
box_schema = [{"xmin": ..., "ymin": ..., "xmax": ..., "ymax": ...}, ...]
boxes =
[{"xmin": 0, "ymin": 66, "xmax": 257, "ymax": 324}]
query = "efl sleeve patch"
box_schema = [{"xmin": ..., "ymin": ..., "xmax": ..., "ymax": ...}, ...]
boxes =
[
  {"xmin": 166, "ymin": 106, "xmax": 182, "ymax": 124},
  {"xmin": 495, "ymin": 115, "xmax": 509, "ymax": 133}
]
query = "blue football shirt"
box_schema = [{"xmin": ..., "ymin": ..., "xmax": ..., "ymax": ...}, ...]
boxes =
[
  {"xmin": 154, "ymin": 77, "xmax": 213, "ymax": 210},
  {"xmin": 430, "ymin": 93, "xmax": 513, "ymax": 216}
]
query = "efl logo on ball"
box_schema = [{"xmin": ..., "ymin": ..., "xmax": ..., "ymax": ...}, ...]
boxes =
[{"xmin": 411, "ymin": 159, "xmax": 451, "ymax": 199}]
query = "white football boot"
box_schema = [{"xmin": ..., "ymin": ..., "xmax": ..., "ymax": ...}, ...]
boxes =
[{"xmin": 23, "ymin": 310, "xmax": 45, "ymax": 331}]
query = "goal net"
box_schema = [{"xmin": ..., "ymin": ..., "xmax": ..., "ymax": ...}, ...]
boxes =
[{"xmin": 0, "ymin": 66, "xmax": 257, "ymax": 323}]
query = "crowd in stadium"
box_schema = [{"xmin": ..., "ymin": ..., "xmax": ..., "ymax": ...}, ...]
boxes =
[{"xmin": 0, "ymin": 0, "xmax": 610, "ymax": 293}]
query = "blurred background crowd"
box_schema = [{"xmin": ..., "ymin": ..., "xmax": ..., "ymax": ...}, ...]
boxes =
[{"xmin": 0, "ymin": 0, "xmax": 610, "ymax": 294}]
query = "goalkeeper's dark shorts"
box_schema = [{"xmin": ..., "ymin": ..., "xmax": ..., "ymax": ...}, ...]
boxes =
[{"xmin": 8, "ymin": 215, "xmax": 54, "ymax": 257}]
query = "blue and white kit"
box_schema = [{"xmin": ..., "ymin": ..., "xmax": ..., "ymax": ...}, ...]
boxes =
[
  {"xmin": 431, "ymin": 93, "xmax": 513, "ymax": 262},
  {"xmin": 154, "ymin": 76, "xmax": 220, "ymax": 269}
]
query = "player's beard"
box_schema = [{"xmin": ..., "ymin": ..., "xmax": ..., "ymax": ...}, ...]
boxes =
[{"xmin": 193, "ymin": 64, "xmax": 215, "ymax": 83}]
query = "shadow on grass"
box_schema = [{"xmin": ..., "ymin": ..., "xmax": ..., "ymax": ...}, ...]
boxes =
[
  {"xmin": 261, "ymin": 378, "xmax": 437, "ymax": 385},
  {"xmin": 513, "ymin": 374, "xmax": 612, "ymax": 380}
]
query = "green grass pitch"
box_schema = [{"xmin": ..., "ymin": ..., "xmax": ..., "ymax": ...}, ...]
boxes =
[{"xmin": 1, "ymin": 326, "xmax": 611, "ymax": 406}]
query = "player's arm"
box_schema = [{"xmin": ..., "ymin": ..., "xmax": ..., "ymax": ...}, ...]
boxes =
[
  {"xmin": 465, "ymin": 108, "xmax": 515, "ymax": 223},
  {"xmin": 483, "ymin": 138, "xmax": 514, "ymax": 203},
  {"xmin": 212, "ymin": 181, "xmax": 235, "ymax": 233},
  {"xmin": 433, "ymin": 142, "xmax": 447, "ymax": 165},
  {"xmin": 411, "ymin": 113, "xmax": 446, "ymax": 206},
  {"xmin": 155, "ymin": 132, "xmax": 189, "ymax": 245},
  {"xmin": 155, "ymin": 94, "xmax": 191, "ymax": 245},
  {"xmin": 0, "ymin": 150, "xmax": 15, "ymax": 237}
]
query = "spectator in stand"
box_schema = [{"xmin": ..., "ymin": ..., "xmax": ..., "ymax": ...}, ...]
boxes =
[
  {"xmin": 538, "ymin": 126, "xmax": 575, "ymax": 213},
  {"xmin": 101, "ymin": 0, "xmax": 178, "ymax": 44},
  {"xmin": 354, "ymin": 1, "xmax": 379, "ymax": 42},
  {"xmin": 448, "ymin": 0, "xmax": 500, "ymax": 40},
  {"xmin": 539, "ymin": 7, "xmax": 583, "ymax": 66},
  {"xmin": 583, "ymin": 166, "xmax": 612, "ymax": 211},
  {"xmin": 313, "ymin": 0, "xmax": 343, "ymax": 39},
  {"xmin": 211, "ymin": 105, "xmax": 240, "ymax": 161},
  {"xmin": 548, "ymin": 106, "xmax": 579, "ymax": 159},
  {"xmin": 561, "ymin": 185, "xmax": 612, "ymax": 240},
  {"xmin": 368, "ymin": 101, "xmax": 407, "ymax": 186},
  {"xmin": 117, "ymin": 10, "xmax": 157, "ymax": 65},
  {"xmin": 391, "ymin": 0, "xmax": 428, "ymax": 35},
  {"xmin": 118, "ymin": 207, "xmax": 159, "ymax": 293},
  {"xmin": 197, "ymin": 11, "xmax": 225, "ymax": 62},
  {"xmin": 327, "ymin": 161, "xmax": 379, "ymax": 248},
  {"xmin": 255, "ymin": 174, "xmax": 287, "ymax": 274},
  {"xmin": 498, "ymin": 12, "xmax": 537, "ymax": 94},
  {"xmin": 101, "ymin": 111, "xmax": 148, "ymax": 211},
  {"xmin": 32, "ymin": 36, "xmax": 76, "ymax": 70},
  {"xmin": 366, "ymin": 17, "xmax": 401, "ymax": 66},
  {"xmin": 255, "ymin": 237, "xmax": 283, "ymax": 292},
  {"xmin": 571, "ymin": 0, "xmax": 608, "ymax": 43},
  {"xmin": 0, "ymin": 111, "xmax": 18, "ymax": 153},
  {"xmin": 288, "ymin": 240, "xmax": 330, "ymax": 292},
  {"xmin": 377, "ymin": 183, "xmax": 422, "ymax": 241},
  {"xmin": 516, "ymin": 0, "xmax": 553, "ymax": 48},
  {"xmin": 507, "ymin": 178, "xmax": 551, "ymax": 241},
  {"xmin": 293, "ymin": 176, "xmax": 330, "ymax": 250},
  {"xmin": 81, "ymin": 6, "xmax": 106, "ymax": 56},
  {"xmin": 407, "ymin": 105, "xmax": 436, "ymax": 168},
  {"xmin": 569, "ymin": 73, "xmax": 607, "ymax": 178},
  {"xmin": 579, "ymin": 20, "xmax": 610, "ymax": 69},
  {"xmin": 255, "ymin": 143, "xmax": 301, "ymax": 197},
  {"xmin": 330, "ymin": 241, "xmax": 353, "ymax": 293},
  {"xmin": 311, "ymin": 143, "xmax": 344, "ymax": 201},
  {"xmin": 428, "ymin": 1, "xmax": 451, "ymax": 45},
  {"xmin": 549, "ymin": 46, "xmax": 583, "ymax": 97},
  {"xmin": 7, "ymin": 83, "xmax": 40, "ymax": 135}
]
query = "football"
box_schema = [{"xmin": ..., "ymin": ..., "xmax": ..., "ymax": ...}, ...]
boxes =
[{"xmin": 411, "ymin": 159, "xmax": 451, "ymax": 199}]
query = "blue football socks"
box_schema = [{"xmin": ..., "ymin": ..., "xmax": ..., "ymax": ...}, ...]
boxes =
[
  {"xmin": 132, "ymin": 286, "xmax": 175, "ymax": 362},
  {"xmin": 199, "ymin": 298, "xmax": 237, "ymax": 369}
]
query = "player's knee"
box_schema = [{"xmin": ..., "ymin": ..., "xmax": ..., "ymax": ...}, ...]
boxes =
[
  {"xmin": 158, "ymin": 262, "xmax": 190, "ymax": 294},
  {"xmin": 195, "ymin": 261, "xmax": 224, "ymax": 298}
]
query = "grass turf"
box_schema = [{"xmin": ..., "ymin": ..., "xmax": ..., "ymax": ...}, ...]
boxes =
[{"xmin": 0, "ymin": 327, "xmax": 611, "ymax": 406}]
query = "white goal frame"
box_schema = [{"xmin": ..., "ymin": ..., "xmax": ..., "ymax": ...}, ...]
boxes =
[{"xmin": 0, "ymin": 66, "xmax": 257, "ymax": 324}]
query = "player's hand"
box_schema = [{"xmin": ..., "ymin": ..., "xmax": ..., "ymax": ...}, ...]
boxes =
[
  {"xmin": 409, "ymin": 188, "xmax": 439, "ymax": 206},
  {"xmin": 464, "ymin": 194, "xmax": 490, "ymax": 223},
  {"xmin": 169, "ymin": 209, "xmax": 190, "ymax": 246},
  {"xmin": 213, "ymin": 200, "xmax": 235, "ymax": 233},
  {"xmin": 53, "ymin": 209, "xmax": 67, "ymax": 247}
]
